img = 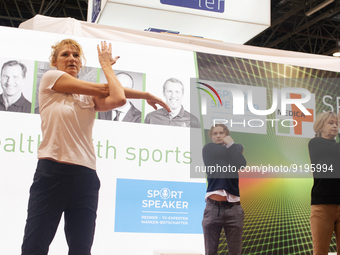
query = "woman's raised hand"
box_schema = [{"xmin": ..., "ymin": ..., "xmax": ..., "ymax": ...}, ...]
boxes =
[{"xmin": 97, "ymin": 41, "xmax": 119, "ymax": 66}]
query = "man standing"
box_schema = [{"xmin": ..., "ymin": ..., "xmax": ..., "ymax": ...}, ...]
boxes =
[
  {"xmin": 98, "ymin": 72, "xmax": 141, "ymax": 122},
  {"xmin": 0, "ymin": 60, "xmax": 31, "ymax": 113},
  {"xmin": 202, "ymin": 124, "xmax": 246, "ymax": 255},
  {"xmin": 144, "ymin": 78, "xmax": 200, "ymax": 128}
]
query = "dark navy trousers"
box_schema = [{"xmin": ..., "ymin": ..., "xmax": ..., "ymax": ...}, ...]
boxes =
[{"xmin": 21, "ymin": 159, "xmax": 100, "ymax": 255}]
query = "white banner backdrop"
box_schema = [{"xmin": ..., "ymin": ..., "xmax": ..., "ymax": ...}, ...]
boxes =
[{"xmin": 0, "ymin": 25, "xmax": 205, "ymax": 255}]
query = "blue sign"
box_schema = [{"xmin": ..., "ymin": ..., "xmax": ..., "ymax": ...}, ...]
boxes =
[
  {"xmin": 91, "ymin": 0, "xmax": 101, "ymax": 23},
  {"xmin": 160, "ymin": 0, "xmax": 225, "ymax": 13},
  {"xmin": 114, "ymin": 179, "xmax": 206, "ymax": 233}
]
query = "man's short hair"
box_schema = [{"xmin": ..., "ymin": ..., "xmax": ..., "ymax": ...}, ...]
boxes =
[
  {"xmin": 1, "ymin": 60, "xmax": 27, "ymax": 78},
  {"xmin": 116, "ymin": 72, "xmax": 134, "ymax": 89},
  {"xmin": 163, "ymin": 78, "xmax": 184, "ymax": 94},
  {"xmin": 208, "ymin": 124, "xmax": 230, "ymax": 140}
]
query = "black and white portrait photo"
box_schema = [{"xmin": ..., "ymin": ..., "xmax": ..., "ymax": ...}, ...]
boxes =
[
  {"xmin": 144, "ymin": 77, "xmax": 200, "ymax": 128},
  {"xmin": 97, "ymin": 70, "xmax": 144, "ymax": 123},
  {"xmin": 0, "ymin": 58, "xmax": 34, "ymax": 113}
]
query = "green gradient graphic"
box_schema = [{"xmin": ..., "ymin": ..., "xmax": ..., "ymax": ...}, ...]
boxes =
[
  {"xmin": 218, "ymin": 178, "xmax": 337, "ymax": 254},
  {"xmin": 195, "ymin": 53, "xmax": 340, "ymax": 254}
]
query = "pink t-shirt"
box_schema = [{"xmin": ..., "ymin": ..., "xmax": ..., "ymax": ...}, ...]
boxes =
[{"xmin": 37, "ymin": 70, "xmax": 97, "ymax": 170}]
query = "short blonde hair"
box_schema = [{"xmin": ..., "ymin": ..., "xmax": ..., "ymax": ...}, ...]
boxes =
[
  {"xmin": 49, "ymin": 39, "xmax": 86, "ymax": 68},
  {"xmin": 313, "ymin": 111, "xmax": 337, "ymax": 137},
  {"xmin": 208, "ymin": 124, "xmax": 230, "ymax": 140}
]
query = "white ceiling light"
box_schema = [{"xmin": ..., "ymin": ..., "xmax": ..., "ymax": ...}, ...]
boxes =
[{"xmin": 333, "ymin": 51, "xmax": 340, "ymax": 57}]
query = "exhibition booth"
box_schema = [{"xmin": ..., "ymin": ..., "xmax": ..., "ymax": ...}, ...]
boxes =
[{"xmin": 0, "ymin": 12, "xmax": 339, "ymax": 254}]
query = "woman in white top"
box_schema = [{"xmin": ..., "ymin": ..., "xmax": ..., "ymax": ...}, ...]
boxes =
[{"xmin": 21, "ymin": 39, "xmax": 169, "ymax": 255}]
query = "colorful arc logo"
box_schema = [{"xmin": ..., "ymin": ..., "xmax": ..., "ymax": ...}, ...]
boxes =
[{"xmin": 196, "ymin": 82, "xmax": 222, "ymax": 106}]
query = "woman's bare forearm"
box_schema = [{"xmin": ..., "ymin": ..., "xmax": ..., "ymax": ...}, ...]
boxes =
[{"xmin": 52, "ymin": 73, "xmax": 109, "ymax": 96}]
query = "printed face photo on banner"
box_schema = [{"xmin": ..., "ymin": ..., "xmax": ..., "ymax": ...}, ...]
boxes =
[
  {"xmin": 144, "ymin": 75, "xmax": 201, "ymax": 128},
  {"xmin": 34, "ymin": 61, "xmax": 97, "ymax": 114},
  {"xmin": 0, "ymin": 57, "xmax": 34, "ymax": 113},
  {"xmin": 97, "ymin": 69, "xmax": 143, "ymax": 123}
]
